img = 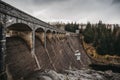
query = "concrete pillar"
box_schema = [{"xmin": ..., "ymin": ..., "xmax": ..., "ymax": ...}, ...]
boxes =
[
  {"xmin": 44, "ymin": 31, "xmax": 46, "ymax": 49},
  {"xmin": 31, "ymin": 31, "xmax": 35, "ymax": 56},
  {"xmin": 52, "ymin": 33, "xmax": 56, "ymax": 40},
  {"xmin": 0, "ymin": 22, "xmax": 7, "ymax": 80},
  {"xmin": 31, "ymin": 31, "xmax": 41, "ymax": 69}
]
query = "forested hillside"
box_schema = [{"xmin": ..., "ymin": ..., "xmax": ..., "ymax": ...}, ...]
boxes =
[{"xmin": 83, "ymin": 21, "xmax": 120, "ymax": 56}]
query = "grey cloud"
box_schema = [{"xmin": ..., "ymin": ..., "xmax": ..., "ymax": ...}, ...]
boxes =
[
  {"xmin": 3, "ymin": 0, "xmax": 120, "ymax": 24},
  {"xmin": 112, "ymin": 0, "xmax": 120, "ymax": 4},
  {"xmin": 32, "ymin": 0, "xmax": 67, "ymax": 4}
]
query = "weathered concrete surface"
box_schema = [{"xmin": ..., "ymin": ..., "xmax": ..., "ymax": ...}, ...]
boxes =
[
  {"xmin": 35, "ymin": 35, "xmax": 91, "ymax": 71},
  {"xmin": 6, "ymin": 35, "xmax": 91, "ymax": 80},
  {"xmin": 6, "ymin": 37, "xmax": 38, "ymax": 79}
]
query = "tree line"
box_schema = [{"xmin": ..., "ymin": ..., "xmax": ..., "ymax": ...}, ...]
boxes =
[
  {"xmin": 64, "ymin": 23, "xmax": 79, "ymax": 33},
  {"xmin": 83, "ymin": 21, "xmax": 120, "ymax": 56}
]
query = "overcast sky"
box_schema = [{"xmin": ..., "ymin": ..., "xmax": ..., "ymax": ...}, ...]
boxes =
[{"xmin": 3, "ymin": 0, "xmax": 120, "ymax": 24}]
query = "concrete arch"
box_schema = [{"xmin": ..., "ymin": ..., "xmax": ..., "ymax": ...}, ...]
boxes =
[
  {"xmin": 6, "ymin": 36, "xmax": 38, "ymax": 79},
  {"xmin": 46, "ymin": 30, "xmax": 53, "ymax": 40},
  {"xmin": 52, "ymin": 31, "xmax": 57, "ymax": 40},
  {"xmin": 35, "ymin": 27, "xmax": 45, "ymax": 32},
  {"xmin": 6, "ymin": 23, "xmax": 33, "ymax": 49},
  {"xmin": 5, "ymin": 23, "xmax": 38, "ymax": 79},
  {"xmin": 35, "ymin": 27, "xmax": 45, "ymax": 44},
  {"xmin": 46, "ymin": 29, "xmax": 52, "ymax": 33},
  {"xmin": 56, "ymin": 32, "xmax": 59, "ymax": 34},
  {"xmin": 53, "ymin": 31, "xmax": 56, "ymax": 34},
  {"xmin": 7, "ymin": 23, "xmax": 32, "ymax": 31}
]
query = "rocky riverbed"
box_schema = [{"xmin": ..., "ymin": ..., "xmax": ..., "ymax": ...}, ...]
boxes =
[{"xmin": 24, "ymin": 69, "xmax": 120, "ymax": 80}]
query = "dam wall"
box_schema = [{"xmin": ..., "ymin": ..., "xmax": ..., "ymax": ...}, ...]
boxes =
[{"xmin": 6, "ymin": 35, "xmax": 90, "ymax": 79}]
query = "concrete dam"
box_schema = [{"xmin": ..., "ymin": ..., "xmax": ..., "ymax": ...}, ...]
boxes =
[
  {"xmin": 0, "ymin": 1, "xmax": 90, "ymax": 80},
  {"xmin": 1, "ymin": 1, "xmax": 120, "ymax": 80},
  {"xmin": 6, "ymin": 34, "xmax": 90, "ymax": 79}
]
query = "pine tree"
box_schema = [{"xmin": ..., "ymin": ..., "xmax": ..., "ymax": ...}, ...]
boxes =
[{"xmin": 83, "ymin": 22, "xmax": 94, "ymax": 43}]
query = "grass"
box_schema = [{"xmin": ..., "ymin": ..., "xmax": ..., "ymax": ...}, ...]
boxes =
[{"xmin": 83, "ymin": 42, "xmax": 120, "ymax": 65}]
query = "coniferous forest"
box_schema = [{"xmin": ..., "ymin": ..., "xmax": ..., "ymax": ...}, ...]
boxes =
[
  {"xmin": 55, "ymin": 21, "xmax": 120, "ymax": 56},
  {"xmin": 83, "ymin": 21, "xmax": 120, "ymax": 56},
  {"xmin": 65, "ymin": 23, "xmax": 79, "ymax": 33}
]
